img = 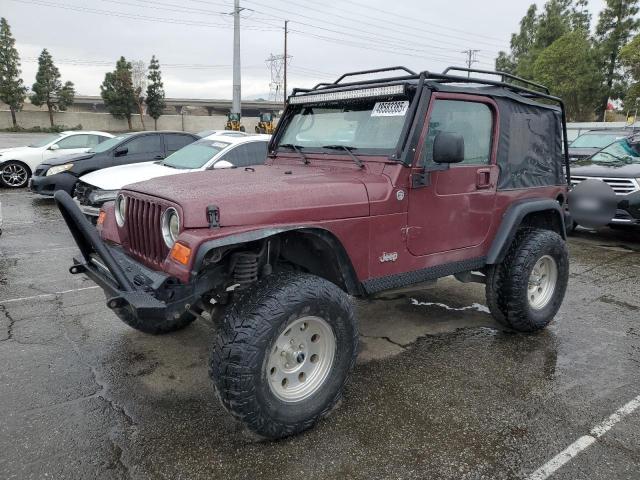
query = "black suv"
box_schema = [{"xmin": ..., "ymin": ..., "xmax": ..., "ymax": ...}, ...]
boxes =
[
  {"xmin": 29, "ymin": 131, "xmax": 199, "ymax": 197},
  {"xmin": 571, "ymin": 135, "xmax": 640, "ymax": 226}
]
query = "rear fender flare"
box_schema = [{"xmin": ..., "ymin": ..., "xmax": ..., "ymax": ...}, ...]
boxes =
[{"xmin": 487, "ymin": 199, "xmax": 566, "ymax": 264}]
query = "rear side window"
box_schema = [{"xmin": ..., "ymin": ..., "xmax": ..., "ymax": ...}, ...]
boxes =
[
  {"xmin": 125, "ymin": 135, "xmax": 163, "ymax": 154},
  {"xmin": 220, "ymin": 141, "xmax": 268, "ymax": 167},
  {"xmin": 165, "ymin": 134, "xmax": 196, "ymax": 153},
  {"xmin": 420, "ymin": 100, "xmax": 493, "ymax": 166}
]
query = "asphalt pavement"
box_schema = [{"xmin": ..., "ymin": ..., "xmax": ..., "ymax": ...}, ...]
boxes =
[{"xmin": 1, "ymin": 137, "xmax": 639, "ymax": 479}]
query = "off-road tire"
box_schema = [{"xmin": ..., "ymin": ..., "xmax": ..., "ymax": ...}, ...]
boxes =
[
  {"xmin": 485, "ymin": 228, "xmax": 569, "ymax": 332},
  {"xmin": 113, "ymin": 305, "xmax": 197, "ymax": 334},
  {"xmin": 210, "ymin": 271, "xmax": 358, "ymax": 440}
]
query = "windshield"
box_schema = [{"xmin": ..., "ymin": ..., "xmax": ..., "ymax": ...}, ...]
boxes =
[
  {"xmin": 89, "ymin": 135, "xmax": 128, "ymax": 153},
  {"xmin": 277, "ymin": 98, "xmax": 410, "ymax": 154},
  {"xmin": 590, "ymin": 138, "xmax": 640, "ymax": 164},
  {"xmin": 571, "ymin": 132, "xmax": 623, "ymax": 149},
  {"xmin": 29, "ymin": 133, "xmax": 63, "ymax": 148},
  {"xmin": 162, "ymin": 140, "xmax": 231, "ymax": 169}
]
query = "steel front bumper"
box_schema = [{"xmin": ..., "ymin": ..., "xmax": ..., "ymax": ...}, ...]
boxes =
[{"xmin": 54, "ymin": 191, "xmax": 200, "ymax": 322}]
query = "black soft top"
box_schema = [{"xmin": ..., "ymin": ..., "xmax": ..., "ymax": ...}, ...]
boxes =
[{"xmin": 287, "ymin": 66, "xmax": 569, "ymax": 190}]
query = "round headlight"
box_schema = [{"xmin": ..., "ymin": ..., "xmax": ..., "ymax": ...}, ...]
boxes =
[
  {"xmin": 115, "ymin": 194, "xmax": 127, "ymax": 227},
  {"xmin": 162, "ymin": 208, "xmax": 180, "ymax": 248}
]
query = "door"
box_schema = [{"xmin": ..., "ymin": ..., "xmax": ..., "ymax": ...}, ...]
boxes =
[
  {"xmin": 406, "ymin": 94, "xmax": 499, "ymax": 257},
  {"xmin": 112, "ymin": 134, "xmax": 164, "ymax": 166},
  {"xmin": 42, "ymin": 134, "xmax": 101, "ymax": 162}
]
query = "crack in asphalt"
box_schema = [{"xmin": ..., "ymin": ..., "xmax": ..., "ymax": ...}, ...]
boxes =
[
  {"xmin": 0, "ymin": 304, "xmax": 15, "ymax": 341},
  {"xmin": 361, "ymin": 334, "xmax": 409, "ymax": 349}
]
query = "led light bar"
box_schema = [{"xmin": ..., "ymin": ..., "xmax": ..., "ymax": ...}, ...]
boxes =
[{"xmin": 289, "ymin": 85, "xmax": 405, "ymax": 104}]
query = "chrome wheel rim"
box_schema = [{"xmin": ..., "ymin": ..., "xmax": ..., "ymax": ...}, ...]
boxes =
[
  {"xmin": 266, "ymin": 316, "xmax": 336, "ymax": 403},
  {"xmin": 2, "ymin": 163, "xmax": 28, "ymax": 187},
  {"xmin": 528, "ymin": 255, "xmax": 558, "ymax": 310}
]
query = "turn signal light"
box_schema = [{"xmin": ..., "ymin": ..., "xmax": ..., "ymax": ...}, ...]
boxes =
[{"xmin": 170, "ymin": 242, "xmax": 192, "ymax": 265}]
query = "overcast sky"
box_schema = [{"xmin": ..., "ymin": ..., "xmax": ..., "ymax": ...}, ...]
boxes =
[{"xmin": 4, "ymin": 0, "xmax": 607, "ymax": 100}]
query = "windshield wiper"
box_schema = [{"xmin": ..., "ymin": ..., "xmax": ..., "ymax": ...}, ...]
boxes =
[
  {"xmin": 322, "ymin": 145, "xmax": 364, "ymax": 169},
  {"xmin": 279, "ymin": 144, "xmax": 309, "ymax": 165}
]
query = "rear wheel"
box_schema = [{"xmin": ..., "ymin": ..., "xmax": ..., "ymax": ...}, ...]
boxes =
[
  {"xmin": 0, "ymin": 161, "xmax": 30, "ymax": 188},
  {"xmin": 486, "ymin": 228, "xmax": 569, "ymax": 332},
  {"xmin": 210, "ymin": 271, "xmax": 358, "ymax": 439}
]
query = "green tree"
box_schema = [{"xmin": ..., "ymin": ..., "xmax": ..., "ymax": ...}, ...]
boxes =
[
  {"xmin": 101, "ymin": 56, "xmax": 137, "ymax": 130},
  {"xmin": 594, "ymin": 0, "xmax": 640, "ymax": 118},
  {"xmin": 145, "ymin": 55, "xmax": 165, "ymax": 130},
  {"xmin": 534, "ymin": 31, "xmax": 603, "ymax": 121},
  {"xmin": 0, "ymin": 18, "xmax": 27, "ymax": 128},
  {"xmin": 619, "ymin": 34, "xmax": 640, "ymax": 113},
  {"xmin": 30, "ymin": 49, "xmax": 75, "ymax": 127}
]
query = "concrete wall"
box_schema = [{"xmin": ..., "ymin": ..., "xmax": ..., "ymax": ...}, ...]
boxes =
[{"xmin": 0, "ymin": 110, "xmax": 268, "ymax": 133}]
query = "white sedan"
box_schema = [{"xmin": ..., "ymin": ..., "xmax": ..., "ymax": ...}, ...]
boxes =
[
  {"xmin": 0, "ymin": 131, "xmax": 114, "ymax": 188},
  {"xmin": 75, "ymin": 134, "xmax": 271, "ymax": 218}
]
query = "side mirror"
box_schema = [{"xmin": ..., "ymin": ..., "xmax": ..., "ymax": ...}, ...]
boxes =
[
  {"xmin": 114, "ymin": 146, "xmax": 128, "ymax": 157},
  {"xmin": 213, "ymin": 160, "xmax": 234, "ymax": 169},
  {"xmin": 433, "ymin": 132, "xmax": 465, "ymax": 164},
  {"xmin": 49, "ymin": 144, "xmax": 60, "ymax": 151}
]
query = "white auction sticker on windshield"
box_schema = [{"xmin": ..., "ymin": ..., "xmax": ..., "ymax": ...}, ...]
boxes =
[{"xmin": 371, "ymin": 101, "xmax": 410, "ymax": 117}]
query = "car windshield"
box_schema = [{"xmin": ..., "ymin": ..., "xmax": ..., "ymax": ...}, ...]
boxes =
[
  {"xmin": 277, "ymin": 98, "xmax": 410, "ymax": 154},
  {"xmin": 590, "ymin": 138, "xmax": 640, "ymax": 164},
  {"xmin": 29, "ymin": 133, "xmax": 63, "ymax": 148},
  {"xmin": 88, "ymin": 135, "xmax": 127, "ymax": 153},
  {"xmin": 161, "ymin": 140, "xmax": 231, "ymax": 169},
  {"xmin": 571, "ymin": 132, "xmax": 623, "ymax": 148}
]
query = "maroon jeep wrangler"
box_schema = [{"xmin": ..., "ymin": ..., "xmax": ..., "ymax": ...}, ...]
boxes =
[{"xmin": 55, "ymin": 66, "xmax": 571, "ymax": 439}]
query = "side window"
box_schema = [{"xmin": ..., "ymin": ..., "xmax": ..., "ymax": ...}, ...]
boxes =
[
  {"xmin": 420, "ymin": 100, "xmax": 493, "ymax": 166},
  {"xmin": 56, "ymin": 134, "xmax": 92, "ymax": 149},
  {"xmin": 124, "ymin": 135, "xmax": 163, "ymax": 155},
  {"xmin": 165, "ymin": 134, "xmax": 195, "ymax": 153},
  {"xmin": 220, "ymin": 143, "xmax": 266, "ymax": 167},
  {"xmin": 86, "ymin": 135, "xmax": 102, "ymax": 147},
  {"xmin": 97, "ymin": 135, "xmax": 111, "ymax": 144}
]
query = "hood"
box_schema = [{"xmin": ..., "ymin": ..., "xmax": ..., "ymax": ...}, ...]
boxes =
[
  {"xmin": 43, "ymin": 152, "xmax": 95, "ymax": 166},
  {"xmin": 571, "ymin": 160, "xmax": 640, "ymax": 178},
  {"xmin": 0, "ymin": 146, "xmax": 31, "ymax": 155},
  {"xmin": 81, "ymin": 161, "xmax": 189, "ymax": 190},
  {"xmin": 125, "ymin": 164, "xmax": 376, "ymax": 228}
]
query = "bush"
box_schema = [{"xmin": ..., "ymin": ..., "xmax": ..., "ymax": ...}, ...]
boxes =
[{"xmin": 1, "ymin": 123, "xmax": 83, "ymax": 133}]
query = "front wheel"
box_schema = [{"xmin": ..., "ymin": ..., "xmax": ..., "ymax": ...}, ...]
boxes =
[
  {"xmin": 210, "ymin": 272, "xmax": 358, "ymax": 439},
  {"xmin": 0, "ymin": 161, "xmax": 30, "ymax": 188},
  {"xmin": 486, "ymin": 228, "xmax": 569, "ymax": 332}
]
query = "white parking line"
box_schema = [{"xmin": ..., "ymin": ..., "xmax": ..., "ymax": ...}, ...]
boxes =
[
  {"xmin": 0, "ymin": 286, "xmax": 101, "ymax": 305},
  {"xmin": 527, "ymin": 394, "xmax": 640, "ymax": 480}
]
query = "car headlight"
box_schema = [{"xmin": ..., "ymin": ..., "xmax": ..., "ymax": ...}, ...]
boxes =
[
  {"xmin": 46, "ymin": 163, "xmax": 74, "ymax": 176},
  {"xmin": 115, "ymin": 194, "xmax": 127, "ymax": 227},
  {"xmin": 88, "ymin": 189, "xmax": 118, "ymax": 205},
  {"xmin": 161, "ymin": 207, "xmax": 180, "ymax": 248}
]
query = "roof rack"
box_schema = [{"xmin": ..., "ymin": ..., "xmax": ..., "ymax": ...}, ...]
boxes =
[{"xmin": 442, "ymin": 67, "xmax": 550, "ymax": 94}]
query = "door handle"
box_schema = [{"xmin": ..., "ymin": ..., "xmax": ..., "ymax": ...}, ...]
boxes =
[
  {"xmin": 476, "ymin": 168, "xmax": 492, "ymax": 189},
  {"xmin": 154, "ymin": 155, "xmax": 164, "ymax": 160}
]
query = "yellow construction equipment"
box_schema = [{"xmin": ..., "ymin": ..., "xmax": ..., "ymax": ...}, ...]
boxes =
[
  {"xmin": 255, "ymin": 112, "xmax": 275, "ymax": 134},
  {"xmin": 225, "ymin": 112, "xmax": 245, "ymax": 132}
]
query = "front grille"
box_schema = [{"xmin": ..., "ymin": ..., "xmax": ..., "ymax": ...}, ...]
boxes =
[
  {"xmin": 75, "ymin": 181, "xmax": 94, "ymax": 205},
  {"xmin": 570, "ymin": 176, "xmax": 640, "ymax": 196},
  {"xmin": 124, "ymin": 196, "xmax": 169, "ymax": 266}
]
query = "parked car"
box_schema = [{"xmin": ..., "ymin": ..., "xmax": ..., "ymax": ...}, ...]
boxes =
[
  {"xmin": 570, "ymin": 135, "xmax": 640, "ymax": 227},
  {"xmin": 55, "ymin": 66, "xmax": 573, "ymax": 439},
  {"xmin": 29, "ymin": 131, "xmax": 199, "ymax": 197},
  {"xmin": 568, "ymin": 129, "xmax": 635, "ymax": 162},
  {"xmin": 75, "ymin": 134, "xmax": 271, "ymax": 219},
  {"xmin": 0, "ymin": 131, "xmax": 113, "ymax": 189},
  {"xmin": 196, "ymin": 129, "xmax": 248, "ymax": 138}
]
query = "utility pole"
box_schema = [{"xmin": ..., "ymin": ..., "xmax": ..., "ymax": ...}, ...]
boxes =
[
  {"xmin": 284, "ymin": 20, "xmax": 289, "ymax": 108},
  {"xmin": 462, "ymin": 49, "xmax": 480, "ymax": 77},
  {"xmin": 231, "ymin": 0, "xmax": 243, "ymax": 116}
]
